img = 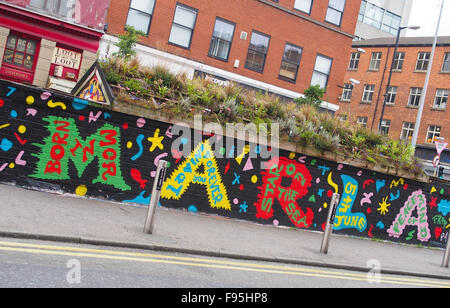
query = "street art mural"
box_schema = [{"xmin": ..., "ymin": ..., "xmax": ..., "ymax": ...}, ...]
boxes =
[{"xmin": 0, "ymin": 79, "xmax": 449, "ymax": 248}]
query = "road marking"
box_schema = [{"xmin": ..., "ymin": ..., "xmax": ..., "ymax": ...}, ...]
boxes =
[{"xmin": 0, "ymin": 240, "xmax": 448, "ymax": 288}]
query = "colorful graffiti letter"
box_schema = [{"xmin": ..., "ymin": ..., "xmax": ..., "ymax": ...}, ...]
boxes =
[
  {"xmin": 387, "ymin": 190, "xmax": 431, "ymax": 242},
  {"xmin": 161, "ymin": 140, "xmax": 231, "ymax": 210},
  {"xmin": 31, "ymin": 116, "xmax": 130, "ymax": 190},
  {"xmin": 255, "ymin": 157, "xmax": 313, "ymax": 228},
  {"xmin": 334, "ymin": 175, "xmax": 367, "ymax": 232}
]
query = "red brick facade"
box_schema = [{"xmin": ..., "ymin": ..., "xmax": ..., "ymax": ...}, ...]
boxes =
[
  {"xmin": 105, "ymin": 0, "xmax": 361, "ymax": 103},
  {"xmin": 340, "ymin": 37, "xmax": 450, "ymax": 146}
]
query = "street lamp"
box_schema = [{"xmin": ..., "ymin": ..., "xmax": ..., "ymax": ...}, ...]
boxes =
[
  {"xmin": 377, "ymin": 25, "xmax": 420, "ymax": 134},
  {"xmin": 411, "ymin": 0, "xmax": 445, "ymax": 151}
]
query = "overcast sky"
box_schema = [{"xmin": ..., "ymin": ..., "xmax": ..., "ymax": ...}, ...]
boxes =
[{"xmin": 405, "ymin": 0, "xmax": 450, "ymax": 37}]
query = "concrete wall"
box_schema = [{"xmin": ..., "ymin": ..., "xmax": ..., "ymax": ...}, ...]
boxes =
[{"xmin": 0, "ymin": 79, "xmax": 448, "ymax": 248}]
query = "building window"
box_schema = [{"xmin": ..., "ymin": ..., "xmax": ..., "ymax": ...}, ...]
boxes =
[
  {"xmin": 385, "ymin": 86, "xmax": 397, "ymax": 105},
  {"xmin": 369, "ymin": 52, "xmax": 382, "ymax": 70},
  {"xmin": 168, "ymin": 4, "xmax": 198, "ymax": 49},
  {"xmin": 408, "ymin": 87, "xmax": 422, "ymax": 107},
  {"xmin": 348, "ymin": 52, "xmax": 360, "ymax": 70},
  {"xmin": 357, "ymin": 116, "xmax": 368, "ymax": 128},
  {"xmin": 362, "ymin": 84, "xmax": 375, "ymax": 103},
  {"xmin": 382, "ymin": 11, "xmax": 401, "ymax": 35},
  {"xmin": 125, "ymin": 0, "xmax": 155, "ymax": 35},
  {"xmin": 400, "ymin": 122, "xmax": 415, "ymax": 141},
  {"xmin": 392, "ymin": 52, "xmax": 405, "ymax": 71},
  {"xmin": 416, "ymin": 52, "xmax": 430, "ymax": 71},
  {"xmin": 245, "ymin": 31, "xmax": 270, "ymax": 73},
  {"xmin": 341, "ymin": 83, "xmax": 353, "ymax": 101},
  {"xmin": 209, "ymin": 18, "xmax": 235, "ymax": 61},
  {"xmin": 364, "ymin": 3, "xmax": 384, "ymax": 29},
  {"xmin": 29, "ymin": 0, "xmax": 74, "ymax": 18},
  {"xmin": 442, "ymin": 53, "xmax": 450, "ymax": 72},
  {"xmin": 3, "ymin": 34, "xmax": 38, "ymax": 71},
  {"xmin": 380, "ymin": 119, "xmax": 391, "ymax": 135},
  {"xmin": 310, "ymin": 55, "xmax": 332, "ymax": 89},
  {"xmin": 325, "ymin": 0, "xmax": 346, "ymax": 26},
  {"xmin": 426, "ymin": 125, "xmax": 441, "ymax": 143},
  {"xmin": 294, "ymin": 0, "xmax": 313, "ymax": 14},
  {"xmin": 433, "ymin": 89, "xmax": 448, "ymax": 110},
  {"xmin": 358, "ymin": 0, "xmax": 366, "ymax": 22},
  {"xmin": 279, "ymin": 43, "xmax": 302, "ymax": 82}
]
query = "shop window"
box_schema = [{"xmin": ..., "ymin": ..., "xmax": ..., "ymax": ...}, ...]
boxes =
[{"xmin": 3, "ymin": 34, "xmax": 38, "ymax": 71}]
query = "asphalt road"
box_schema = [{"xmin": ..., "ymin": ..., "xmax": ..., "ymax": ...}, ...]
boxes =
[{"xmin": 0, "ymin": 238, "xmax": 449, "ymax": 291}]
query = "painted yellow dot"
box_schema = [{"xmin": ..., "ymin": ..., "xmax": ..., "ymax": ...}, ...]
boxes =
[
  {"xmin": 127, "ymin": 141, "xmax": 133, "ymax": 149},
  {"xmin": 251, "ymin": 175, "xmax": 258, "ymax": 184},
  {"xmin": 18, "ymin": 125, "xmax": 26, "ymax": 134},
  {"xmin": 75, "ymin": 185, "xmax": 88, "ymax": 196},
  {"xmin": 8, "ymin": 163, "xmax": 15, "ymax": 169},
  {"xmin": 289, "ymin": 152, "xmax": 296, "ymax": 160},
  {"xmin": 323, "ymin": 202, "xmax": 328, "ymax": 209},
  {"xmin": 26, "ymin": 96, "xmax": 35, "ymax": 105}
]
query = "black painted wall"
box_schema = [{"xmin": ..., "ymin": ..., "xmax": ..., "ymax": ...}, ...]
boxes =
[{"xmin": 0, "ymin": 79, "xmax": 449, "ymax": 247}]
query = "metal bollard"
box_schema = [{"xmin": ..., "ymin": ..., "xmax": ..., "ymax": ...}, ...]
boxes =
[
  {"xmin": 320, "ymin": 193, "xmax": 340, "ymax": 254},
  {"xmin": 442, "ymin": 233, "xmax": 450, "ymax": 268},
  {"xmin": 143, "ymin": 160, "xmax": 168, "ymax": 234}
]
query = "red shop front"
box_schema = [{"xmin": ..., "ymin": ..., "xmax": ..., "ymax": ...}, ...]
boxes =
[{"xmin": 0, "ymin": 1, "xmax": 106, "ymax": 88}]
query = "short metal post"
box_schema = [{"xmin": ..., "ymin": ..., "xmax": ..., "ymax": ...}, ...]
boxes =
[
  {"xmin": 442, "ymin": 233, "xmax": 450, "ymax": 268},
  {"xmin": 143, "ymin": 160, "xmax": 167, "ymax": 234},
  {"xmin": 320, "ymin": 193, "xmax": 340, "ymax": 254}
]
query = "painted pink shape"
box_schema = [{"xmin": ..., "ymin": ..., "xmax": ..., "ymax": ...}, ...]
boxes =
[
  {"xmin": 15, "ymin": 151, "xmax": 26, "ymax": 166},
  {"xmin": 40, "ymin": 92, "xmax": 51, "ymax": 100},
  {"xmin": 243, "ymin": 157, "xmax": 253, "ymax": 171},
  {"xmin": 0, "ymin": 163, "xmax": 7, "ymax": 172},
  {"xmin": 136, "ymin": 118, "xmax": 146, "ymax": 128},
  {"xmin": 26, "ymin": 109, "xmax": 37, "ymax": 116}
]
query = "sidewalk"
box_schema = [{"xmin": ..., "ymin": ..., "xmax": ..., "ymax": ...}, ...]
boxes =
[{"xmin": 0, "ymin": 183, "xmax": 449, "ymax": 280}]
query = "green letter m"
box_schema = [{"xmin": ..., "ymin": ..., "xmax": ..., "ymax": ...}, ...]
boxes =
[{"xmin": 31, "ymin": 116, "xmax": 131, "ymax": 191}]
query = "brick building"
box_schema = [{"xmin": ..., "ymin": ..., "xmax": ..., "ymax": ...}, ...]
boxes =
[
  {"xmin": 101, "ymin": 0, "xmax": 362, "ymax": 111},
  {"xmin": 0, "ymin": 0, "xmax": 109, "ymax": 92},
  {"xmin": 339, "ymin": 36, "xmax": 450, "ymax": 176}
]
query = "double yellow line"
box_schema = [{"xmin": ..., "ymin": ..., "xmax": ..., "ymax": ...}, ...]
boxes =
[{"xmin": 0, "ymin": 240, "xmax": 449, "ymax": 288}]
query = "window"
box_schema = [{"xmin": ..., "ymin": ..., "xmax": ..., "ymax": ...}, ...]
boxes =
[
  {"xmin": 442, "ymin": 53, "xmax": 450, "ymax": 72},
  {"xmin": 169, "ymin": 4, "xmax": 198, "ymax": 49},
  {"xmin": 357, "ymin": 116, "xmax": 368, "ymax": 128},
  {"xmin": 408, "ymin": 87, "xmax": 422, "ymax": 107},
  {"xmin": 362, "ymin": 84, "xmax": 375, "ymax": 103},
  {"xmin": 29, "ymin": 0, "xmax": 74, "ymax": 18},
  {"xmin": 400, "ymin": 122, "xmax": 415, "ymax": 141},
  {"xmin": 3, "ymin": 34, "xmax": 38, "ymax": 70},
  {"xmin": 416, "ymin": 52, "xmax": 430, "ymax": 71},
  {"xmin": 348, "ymin": 52, "xmax": 360, "ymax": 70},
  {"xmin": 380, "ymin": 119, "xmax": 391, "ymax": 135},
  {"xmin": 364, "ymin": 3, "xmax": 384, "ymax": 29},
  {"xmin": 294, "ymin": 0, "xmax": 313, "ymax": 14},
  {"xmin": 369, "ymin": 52, "xmax": 382, "ymax": 70},
  {"xmin": 392, "ymin": 51, "xmax": 405, "ymax": 71},
  {"xmin": 382, "ymin": 11, "xmax": 401, "ymax": 35},
  {"xmin": 433, "ymin": 89, "xmax": 448, "ymax": 109},
  {"xmin": 325, "ymin": 0, "xmax": 346, "ymax": 26},
  {"xmin": 245, "ymin": 31, "xmax": 270, "ymax": 73},
  {"xmin": 310, "ymin": 55, "xmax": 332, "ymax": 89},
  {"xmin": 426, "ymin": 125, "xmax": 441, "ymax": 143},
  {"xmin": 385, "ymin": 86, "xmax": 397, "ymax": 105},
  {"xmin": 358, "ymin": 0, "xmax": 366, "ymax": 22},
  {"xmin": 209, "ymin": 18, "xmax": 235, "ymax": 61},
  {"xmin": 126, "ymin": 0, "xmax": 155, "ymax": 35},
  {"xmin": 279, "ymin": 43, "xmax": 302, "ymax": 82},
  {"xmin": 341, "ymin": 84, "xmax": 353, "ymax": 101}
]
